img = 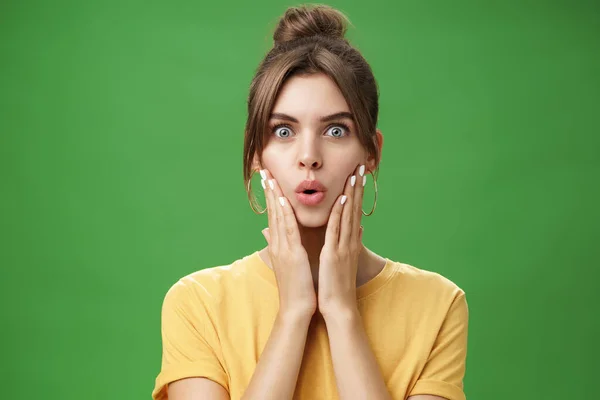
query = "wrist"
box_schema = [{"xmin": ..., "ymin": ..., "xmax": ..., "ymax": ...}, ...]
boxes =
[
  {"xmin": 277, "ymin": 307, "xmax": 315, "ymax": 326},
  {"xmin": 320, "ymin": 304, "xmax": 360, "ymax": 324}
]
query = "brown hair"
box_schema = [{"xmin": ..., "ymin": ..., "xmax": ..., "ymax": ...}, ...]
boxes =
[{"xmin": 243, "ymin": 4, "xmax": 381, "ymax": 210}]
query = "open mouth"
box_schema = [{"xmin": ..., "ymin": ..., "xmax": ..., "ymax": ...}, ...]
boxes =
[{"xmin": 296, "ymin": 190, "xmax": 325, "ymax": 206}]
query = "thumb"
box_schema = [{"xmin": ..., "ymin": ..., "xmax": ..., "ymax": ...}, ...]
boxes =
[{"xmin": 262, "ymin": 228, "xmax": 270, "ymax": 244}]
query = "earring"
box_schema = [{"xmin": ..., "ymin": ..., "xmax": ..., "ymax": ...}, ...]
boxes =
[
  {"xmin": 362, "ymin": 171, "xmax": 378, "ymax": 216},
  {"xmin": 247, "ymin": 169, "xmax": 376, "ymax": 216},
  {"xmin": 247, "ymin": 170, "xmax": 267, "ymax": 215}
]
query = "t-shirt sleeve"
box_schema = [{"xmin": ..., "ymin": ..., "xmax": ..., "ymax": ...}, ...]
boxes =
[
  {"xmin": 152, "ymin": 279, "xmax": 229, "ymax": 400},
  {"xmin": 409, "ymin": 291, "xmax": 469, "ymax": 400}
]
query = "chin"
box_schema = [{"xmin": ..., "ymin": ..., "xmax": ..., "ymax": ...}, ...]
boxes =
[{"xmin": 295, "ymin": 208, "xmax": 330, "ymax": 229}]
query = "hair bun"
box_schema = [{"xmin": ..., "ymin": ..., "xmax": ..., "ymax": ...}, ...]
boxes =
[{"xmin": 273, "ymin": 4, "xmax": 350, "ymax": 46}]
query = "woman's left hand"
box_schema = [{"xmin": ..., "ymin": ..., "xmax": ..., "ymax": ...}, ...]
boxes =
[{"xmin": 318, "ymin": 163, "xmax": 366, "ymax": 319}]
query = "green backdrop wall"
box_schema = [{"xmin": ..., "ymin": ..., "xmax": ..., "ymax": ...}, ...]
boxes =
[{"xmin": 1, "ymin": 0, "xmax": 598, "ymax": 398}]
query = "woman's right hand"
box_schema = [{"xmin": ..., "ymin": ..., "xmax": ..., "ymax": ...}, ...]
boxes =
[{"xmin": 260, "ymin": 169, "xmax": 317, "ymax": 319}]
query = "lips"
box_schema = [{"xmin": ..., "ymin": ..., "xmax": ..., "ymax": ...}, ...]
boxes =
[
  {"xmin": 296, "ymin": 191, "xmax": 326, "ymax": 206},
  {"xmin": 295, "ymin": 180, "xmax": 327, "ymax": 193},
  {"xmin": 295, "ymin": 180, "xmax": 327, "ymax": 206}
]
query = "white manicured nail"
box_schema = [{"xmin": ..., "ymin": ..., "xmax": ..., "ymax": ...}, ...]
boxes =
[
  {"xmin": 260, "ymin": 170, "xmax": 266, "ymax": 180},
  {"xmin": 359, "ymin": 165, "xmax": 365, "ymax": 176},
  {"xmin": 351, "ymin": 175, "xmax": 356, "ymax": 187},
  {"xmin": 362, "ymin": 175, "xmax": 367, "ymax": 187},
  {"xmin": 341, "ymin": 195, "xmax": 347, "ymax": 205},
  {"xmin": 268, "ymin": 180, "xmax": 274, "ymax": 190},
  {"xmin": 261, "ymin": 179, "xmax": 266, "ymax": 190},
  {"xmin": 279, "ymin": 197, "xmax": 285, "ymax": 206}
]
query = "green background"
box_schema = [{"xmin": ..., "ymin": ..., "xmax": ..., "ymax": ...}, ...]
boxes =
[{"xmin": 2, "ymin": 0, "xmax": 598, "ymax": 398}]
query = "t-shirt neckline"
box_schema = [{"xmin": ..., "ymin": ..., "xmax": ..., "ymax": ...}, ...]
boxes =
[{"xmin": 247, "ymin": 250, "xmax": 395, "ymax": 300}]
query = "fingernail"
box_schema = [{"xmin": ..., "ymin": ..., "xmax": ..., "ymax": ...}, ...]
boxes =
[
  {"xmin": 359, "ymin": 165, "xmax": 365, "ymax": 176},
  {"xmin": 260, "ymin": 169, "xmax": 266, "ymax": 180},
  {"xmin": 268, "ymin": 180, "xmax": 274, "ymax": 190},
  {"xmin": 261, "ymin": 179, "xmax": 266, "ymax": 190},
  {"xmin": 362, "ymin": 175, "xmax": 367, "ymax": 187},
  {"xmin": 351, "ymin": 175, "xmax": 356, "ymax": 187},
  {"xmin": 279, "ymin": 197, "xmax": 285, "ymax": 207},
  {"xmin": 341, "ymin": 195, "xmax": 347, "ymax": 205}
]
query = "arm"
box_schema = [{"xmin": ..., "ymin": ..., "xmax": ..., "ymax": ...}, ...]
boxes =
[
  {"xmin": 408, "ymin": 292, "xmax": 469, "ymax": 400},
  {"xmin": 241, "ymin": 310, "xmax": 313, "ymax": 400},
  {"xmin": 323, "ymin": 308, "xmax": 392, "ymax": 400},
  {"xmin": 164, "ymin": 377, "xmax": 452, "ymax": 400},
  {"xmin": 167, "ymin": 309, "xmax": 312, "ymax": 400},
  {"xmin": 153, "ymin": 281, "xmax": 231, "ymax": 400},
  {"xmin": 323, "ymin": 309, "xmax": 455, "ymax": 400},
  {"xmin": 169, "ymin": 378, "xmax": 229, "ymax": 399}
]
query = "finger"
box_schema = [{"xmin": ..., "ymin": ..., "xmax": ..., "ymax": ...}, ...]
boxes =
[
  {"xmin": 352, "ymin": 164, "xmax": 366, "ymax": 243},
  {"xmin": 267, "ymin": 176, "xmax": 293, "ymax": 248},
  {"xmin": 338, "ymin": 167, "xmax": 358, "ymax": 249},
  {"xmin": 262, "ymin": 227, "xmax": 271, "ymax": 245},
  {"xmin": 263, "ymin": 169, "xmax": 287, "ymax": 250},
  {"xmin": 268, "ymin": 177, "xmax": 302, "ymax": 246},
  {"xmin": 324, "ymin": 193, "xmax": 347, "ymax": 250},
  {"xmin": 262, "ymin": 169, "xmax": 279, "ymax": 249}
]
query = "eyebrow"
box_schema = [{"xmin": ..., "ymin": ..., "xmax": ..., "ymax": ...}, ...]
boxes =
[{"xmin": 269, "ymin": 111, "xmax": 354, "ymax": 123}]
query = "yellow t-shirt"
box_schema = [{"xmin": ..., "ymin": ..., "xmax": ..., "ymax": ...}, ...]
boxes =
[{"xmin": 152, "ymin": 251, "xmax": 469, "ymax": 400}]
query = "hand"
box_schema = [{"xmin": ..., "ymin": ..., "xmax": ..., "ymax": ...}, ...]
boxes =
[
  {"xmin": 260, "ymin": 169, "xmax": 317, "ymax": 319},
  {"xmin": 318, "ymin": 164, "xmax": 366, "ymax": 318}
]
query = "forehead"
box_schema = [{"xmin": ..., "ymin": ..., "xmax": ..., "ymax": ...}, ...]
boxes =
[{"xmin": 271, "ymin": 73, "xmax": 350, "ymax": 119}]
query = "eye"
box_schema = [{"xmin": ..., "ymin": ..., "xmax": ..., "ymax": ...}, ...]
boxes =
[
  {"xmin": 325, "ymin": 123, "xmax": 350, "ymax": 138},
  {"xmin": 270, "ymin": 123, "xmax": 350, "ymax": 139},
  {"xmin": 272, "ymin": 124, "xmax": 295, "ymax": 139}
]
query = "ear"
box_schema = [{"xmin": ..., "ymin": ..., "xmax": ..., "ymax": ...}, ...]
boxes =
[{"xmin": 366, "ymin": 129, "xmax": 384, "ymax": 173}]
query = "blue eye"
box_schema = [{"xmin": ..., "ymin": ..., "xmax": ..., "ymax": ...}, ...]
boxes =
[
  {"xmin": 326, "ymin": 124, "xmax": 350, "ymax": 138},
  {"xmin": 273, "ymin": 125, "xmax": 294, "ymax": 138},
  {"xmin": 270, "ymin": 123, "xmax": 351, "ymax": 139}
]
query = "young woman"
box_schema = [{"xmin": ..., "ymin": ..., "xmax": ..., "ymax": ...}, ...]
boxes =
[{"xmin": 152, "ymin": 5, "xmax": 468, "ymax": 400}]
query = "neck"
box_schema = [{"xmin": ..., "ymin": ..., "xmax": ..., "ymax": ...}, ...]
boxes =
[
  {"xmin": 297, "ymin": 223, "xmax": 327, "ymax": 270},
  {"xmin": 259, "ymin": 225, "xmax": 381, "ymax": 289},
  {"xmin": 296, "ymin": 223, "xmax": 370, "ymax": 288}
]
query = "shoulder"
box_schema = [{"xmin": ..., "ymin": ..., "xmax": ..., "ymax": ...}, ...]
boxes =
[
  {"xmin": 162, "ymin": 254, "xmax": 255, "ymax": 307},
  {"xmin": 386, "ymin": 259, "xmax": 469, "ymax": 331},
  {"xmin": 400, "ymin": 262, "xmax": 464, "ymax": 291},
  {"xmin": 390, "ymin": 259, "xmax": 466, "ymax": 303}
]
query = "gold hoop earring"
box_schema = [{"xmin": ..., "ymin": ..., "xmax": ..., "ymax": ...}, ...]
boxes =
[
  {"xmin": 362, "ymin": 171, "xmax": 378, "ymax": 216},
  {"xmin": 247, "ymin": 170, "xmax": 266, "ymax": 215}
]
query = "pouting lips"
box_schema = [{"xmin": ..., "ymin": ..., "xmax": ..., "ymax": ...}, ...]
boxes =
[
  {"xmin": 295, "ymin": 179, "xmax": 327, "ymax": 193},
  {"xmin": 296, "ymin": 190, "xmax": 325, "ymax": 206}
]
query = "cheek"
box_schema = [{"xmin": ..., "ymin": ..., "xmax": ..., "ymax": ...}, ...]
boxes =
[
  {"xmin": 327, "ymin": 172, "xmax": 352, "ymax": 198},
  {"xmin": 260, "ymin": 159, "xmax": 291, "ymax": 194},
  {"xmin": 335, "ymin": 159, "xmax": 362, "ymax": 184},
  {"xmin": 260, "ymin": 151, "xmax": 280, "ymax": 176},
  {"xmin": 262, "ymin": 145, "xmax": 292, "ymax": 169},
  {"xmin": 262, "ymin": 147, "xmax": 297, "ymax": 179},
  {"xmin": 344, "ymin": 157, "xmax": 360, "ymax": 171}
]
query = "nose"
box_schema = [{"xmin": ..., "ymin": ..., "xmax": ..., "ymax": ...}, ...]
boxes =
[{"xmin": 298, "ymin": 136, "xmax": 322, "ymax": 170}]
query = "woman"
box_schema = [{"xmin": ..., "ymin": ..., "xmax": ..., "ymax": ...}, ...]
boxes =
[{"xmin": 152, "ymin": 4, "xmax": 468, "ymax": 400}]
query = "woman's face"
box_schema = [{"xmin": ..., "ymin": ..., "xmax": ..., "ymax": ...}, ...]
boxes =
[{"xmin": 256, "ymin": 72, "xmax": 382, "ymax": 228}]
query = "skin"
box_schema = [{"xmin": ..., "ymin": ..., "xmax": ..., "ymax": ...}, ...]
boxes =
[
  {"xmin": 248, "ymin": 72, "xmax": 448, "ymax": 400},
  {"xmin": 167, "ymin": 73, "xmax": 450, "ymax": 399},
  {"xmin": 252, "ymin": 72, "xmax": 387, "ymax": 292}
]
